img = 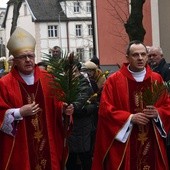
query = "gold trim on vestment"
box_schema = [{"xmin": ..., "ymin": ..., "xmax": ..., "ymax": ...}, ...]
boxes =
[{"xmin": 5, "ymin": 135, "xmax": 16, "ymax": 170}]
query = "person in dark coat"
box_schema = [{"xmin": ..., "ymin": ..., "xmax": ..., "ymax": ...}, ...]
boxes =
[
  {"xmin": 66, "ymin": 63, "xmax": 95, "ymax": 170},
  {"xmin": 90, "ymin": 55, "xmax": 100, "ymax": 68},
  {"xmin": 148, "ymin": 46, "xmax": 170, "ymax": 166},
  {"xmin": 148, "ymin": 46, "xmax": 170, "ymax": 82}
]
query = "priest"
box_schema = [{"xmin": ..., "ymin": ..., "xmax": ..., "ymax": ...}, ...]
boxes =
[
  {"xmin": 92, "ymin": 40, "xmax": 170, "ymax": 170},
  {"xmin": 0, "ymin": 27, "xmax": 73, "ymax": 170}
]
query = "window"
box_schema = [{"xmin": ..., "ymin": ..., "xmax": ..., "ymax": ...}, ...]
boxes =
[
  {"xmin": 86, "ymin": 2, "xmax": 91, "ymax": 13},
  {"xmin": 89, "ymin": 48, "xmax": 93, "ymax": 59},
  {"xmin": 76, "ymin": 25, "xmax": 82, "ymax": 37},
  {"xmin": 88, "ymin": 24, "xmax": 93, "ymax": 36},
  {"xmin": 74, "ymin": 2, "xmax": 80, "ymax": 13},
  {"xmin": 76, "ymin": 48, "xmax": 84, "ymax": 61},
  {"xmin": 48, "ymin": 25, "xmax": 58, "ymax": 38}
]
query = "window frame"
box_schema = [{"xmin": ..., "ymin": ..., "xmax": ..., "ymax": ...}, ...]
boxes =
[
  {"xmin": 48, "ymin": 25, "xmax": 58, "ymax": 38},
  {"xmin": 74, "ymin": 1, "xmax": 81, "ymax": 13},
  {"xmin": 86, "ymin": 2, "xmax": 91, "ymax": 13},
  {"xmin": 75, "ymin": 24, "xmax": 82, "ymax": 37},
  {"xmin": 89, "ymin": 48, "xmax": 93, "ymax": 59},
  {"xmin": 88, "ymin": 24, "xmax": 93, "ymax": 36},
  {"xmin": 76, "ymin": 48, "xmax": 84, "ymax": 61}
]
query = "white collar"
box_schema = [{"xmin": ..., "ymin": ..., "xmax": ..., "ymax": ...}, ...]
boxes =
[
  {"xmin": 128, "ymin": 65, "xmax": 146, "ymax": 82},
  {"xmin": 19, "ymin": 72, "xmax": 34, "ymax": 85}
]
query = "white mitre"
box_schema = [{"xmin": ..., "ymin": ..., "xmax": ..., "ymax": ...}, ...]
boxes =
[{"xmin": 7, "ymin": 27, "xmax": 36, "ymax": 57}]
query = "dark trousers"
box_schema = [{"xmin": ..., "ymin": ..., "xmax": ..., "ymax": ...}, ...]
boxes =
[{"xmin": 66, "ymin": 152, "xmax": 92, "ymax": 170}]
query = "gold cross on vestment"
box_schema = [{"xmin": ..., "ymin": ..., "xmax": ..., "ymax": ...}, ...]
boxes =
[{"xmin": 137, "ymin": 131, "xmax": 148, "ymax": 145}]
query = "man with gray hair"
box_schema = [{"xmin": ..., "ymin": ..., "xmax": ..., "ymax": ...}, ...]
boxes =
[
  {"xmin": 50, "ymin": 45, "xmax": 62, "ymax": 59},
  {"xmin": 148, "ymin": 46, "xmax": 170, "ymax": 82},
  {"xmin": 148, "ymin": 46, "xmax": 170, "ymax": 166}
]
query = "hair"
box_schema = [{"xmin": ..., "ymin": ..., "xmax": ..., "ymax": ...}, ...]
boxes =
[
  {"xmin": 37, "ymin": 61, "xmax": 47, "ymax": 68},
  {"xmin": 90, "ymin": 56, "xmax": 100, "ymax": 66},
  {"xmin": 76, "ymin": 62, "xmax": 82, "ymax": 71},
  {"xmin": 149, "ymin": 46, "xmax": 163, "ymax": 55},
  {"xmin": 52, "ymin": 46, "xmax": 61, "ymax": 50},
  {"xmin": 126, "ymin": 40, "xmax": 148, "ymax": 55}
]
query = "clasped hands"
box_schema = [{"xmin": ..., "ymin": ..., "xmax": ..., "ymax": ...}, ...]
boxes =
[{"xmin": 131, "ymin": 105, "xmax": 158, "ymax": 125}]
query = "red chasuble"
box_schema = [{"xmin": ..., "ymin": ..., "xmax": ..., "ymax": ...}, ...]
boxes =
[
  {"xmin": 0, "ymin": 66, "xmax": 65, "ymax": 170},
  {"xmin": 92, "ymin": 63, "xmax": 170, "ymax": 170}
]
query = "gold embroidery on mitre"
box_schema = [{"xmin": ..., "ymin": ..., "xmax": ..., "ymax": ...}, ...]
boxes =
[
  {"xmin": 15, "ymin": 31, "xmax": 27, "ymax": 41},
  {"xmin": 7, "ymin": 27, "xmax": 36, "ymax": 56}
]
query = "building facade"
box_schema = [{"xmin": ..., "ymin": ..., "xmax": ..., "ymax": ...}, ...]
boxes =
[
  {"xmin": 2, "ymin": 0, "xmax": 170, "ymax": 68},
  {"xmin": 2, "ymin": 0, "xmax": 93, "ymax": 63},
  {"xmin": 0, "ymin": 7, "xmax": 6, "ymax": 57},
  {"xmin": 94, "ymin": 0, "xmax": 170, "ymax": 67}
]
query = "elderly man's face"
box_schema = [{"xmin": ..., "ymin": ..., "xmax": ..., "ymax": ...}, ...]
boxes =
[
  {"xmin": 13, "ymin": 50, "xmax": 35, "ymax": 75},
  {"xmin": 148, "ymin": 49, "xmax": 162, "ymax": 66}
]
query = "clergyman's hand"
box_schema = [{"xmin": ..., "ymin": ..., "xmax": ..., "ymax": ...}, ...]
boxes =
[
  {"xmin": 20, "ymin": 101, "xmax": 41, "ymax": 117},
  {"xmin": 143, "ymin": 105, "xmax": 158, "ymax": 119},
  {"xmin": 131, "ymin": 112, "xmax": 150, "ymax": 125}
]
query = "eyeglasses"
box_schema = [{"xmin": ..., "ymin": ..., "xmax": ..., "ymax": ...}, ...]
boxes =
[{"xmin": 15, "ymin": 55, "xmax": 35, "ymax": 60}]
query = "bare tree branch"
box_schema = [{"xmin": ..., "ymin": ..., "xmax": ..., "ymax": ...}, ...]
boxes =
[{"xmin": 10, "ymin": 0, "xmax": 23, "ymax": 36}]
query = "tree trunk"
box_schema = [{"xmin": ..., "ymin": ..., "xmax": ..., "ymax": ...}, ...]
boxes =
[
  {"xmin": 124, "ymin": 0, "xmax": 146, "ymax": 42},
  {"xmin": 10, "ymin": 0, "xmax": 23, "ymax": 35}
]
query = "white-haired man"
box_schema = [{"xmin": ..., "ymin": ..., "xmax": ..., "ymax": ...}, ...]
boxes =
[{"xmin": 148, "ymin": 46, "xmax": 170, "ymax": 82}]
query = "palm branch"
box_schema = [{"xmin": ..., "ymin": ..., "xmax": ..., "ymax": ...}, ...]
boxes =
[
  {"xmin": 43, "ymin": 52, "xmax": 80, "ymax": 104},
  {"xmin": 142, "ymin": 80, "xmax": 168, "ymax": 105},
  {"xmin": 43, "ymin": 52, "xmax": 80, "ymax": 169}
]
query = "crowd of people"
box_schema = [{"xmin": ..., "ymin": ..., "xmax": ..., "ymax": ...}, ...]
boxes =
[{"xmin": 0, "ymin": 27, "xmax": 170, "ymax": 170}]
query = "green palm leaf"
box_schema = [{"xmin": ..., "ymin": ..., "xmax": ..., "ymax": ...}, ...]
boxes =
[
  {"xmin": 142, "ymin": 80, "xmax": 168, "ymax": 105},
  {"xmin": 43, "ymin": 52, "xmax": 80, "ymax": 104}
]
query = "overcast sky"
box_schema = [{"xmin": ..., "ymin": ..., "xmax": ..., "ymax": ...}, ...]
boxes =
[{"xmin": 0, "ymin": 0, "xmax": 8, "ymax": 8}]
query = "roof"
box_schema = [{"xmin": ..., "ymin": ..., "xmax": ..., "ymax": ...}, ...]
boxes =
[
  {"xmin": 2, "ymin": 0, "xmax": 91, "ymax": 28},
  {"xmin": 26, "ymin": 0, "xmax": 67, "ymax": 22},
  {"xmin": 26, "ymin": 0, "xmax": 91, "ymax": 22}
]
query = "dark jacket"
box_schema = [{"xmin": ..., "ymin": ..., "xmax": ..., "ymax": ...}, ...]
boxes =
[
  {"xmin": 153, "ymin": 58, "xmax": 170, "ymax": 82},
  {"xmin": 68, "ymin": 74, "xmax": 96, "ymax": 153}
]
